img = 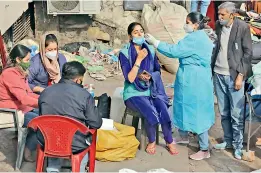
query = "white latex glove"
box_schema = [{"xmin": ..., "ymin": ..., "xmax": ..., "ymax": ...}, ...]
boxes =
[{"xmin": 145, "ymin": 33, "xmax": 160, "ymax": 48}]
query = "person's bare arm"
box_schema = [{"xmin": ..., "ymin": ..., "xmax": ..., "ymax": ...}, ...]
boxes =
[
  {"xmin": 33, "ymin": 86, "xmax": 45, "ymax": 93},
  {"xmin": 127, "ymin": 48, "xmax": 148, "ymax": 83}
]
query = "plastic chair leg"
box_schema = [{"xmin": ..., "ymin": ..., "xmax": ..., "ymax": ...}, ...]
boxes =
[
  {"xmin": 15, "ymin": 128, "xmax": 28, "ymax": 170},
  {"xmin": 132, "ymin": 117, "xmax": 139, "ymax": 136},
  {"xmin": 140, "ymin": 118, "xmax": 147, "ymax": 151},
  {"xmin": 89, "ymin": 151, "xmax": 95, "ymax": 172},
  {"xmin": 89, "ymin": 132, "xmax": 96, "ymax": 172},
  {"xmin": 36, "ymin": 145, "xmax": 45, "ymax": 172},
  {"xmin": 12, "ymin": 111, "xmax": 18, "ymax": 135},
  {"xmin": 243, "ymin": 96, "xmax": 247, "ymax": 143},
  {"xmin": 121, "ymin": 109, "xmax": 127, "ymax": 124},
  {"xmin": 72, "ymin": 149, "xmax": 91, "ymax": 173},
  {"xmin": 156, "ymin": 125, "xmax": 159, "ymax": 145},
  {"xmin": 247, "ymin": 113, "xmax": 252, "ymax": 152},
  {"xmin": 71, "ymin": 155, "xmax": 81, "ymax": 173}
]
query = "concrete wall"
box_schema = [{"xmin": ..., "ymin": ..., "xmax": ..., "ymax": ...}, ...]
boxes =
[
  {"xmin": 34, "ymin": 0, "xmax": 141, "ymax": 48},
  {"xmin": 34, "ymin": 1, "xmax": 93, "ymax": 47},
  {"xmin": 34, "ymin": 0, "xmax": 189, "ymax": 48}
]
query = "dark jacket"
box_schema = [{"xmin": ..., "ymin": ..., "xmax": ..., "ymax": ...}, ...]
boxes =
[
  {"xmin": 211, "ymin": 18, "xmax": 253, "ymax": 80},
  {"xmin": 28, "ymin": 53, "xmax": 67, "ymax": 91},
  {"xmin": 38, "ymin": 79, "xmax": 102, "ymax": 153}
]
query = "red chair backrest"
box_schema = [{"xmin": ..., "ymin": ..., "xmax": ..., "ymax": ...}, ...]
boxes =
[{"xmin": 27, "ymin": 115, "xmax": 95, "ymax": 157}]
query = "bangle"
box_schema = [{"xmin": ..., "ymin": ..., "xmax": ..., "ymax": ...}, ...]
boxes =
[{"xmin": 134, "ymin": 64, "xmax": 140, "ymax": 69}]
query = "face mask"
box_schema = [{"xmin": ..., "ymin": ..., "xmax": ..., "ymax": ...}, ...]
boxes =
[
  {"xmin": 219, "ymin": 19, "xmax": 229, "ymax": 26},
  {"xmin": 183, "ymin": 24, "xmax": 194, "ymax": 33},
  {"xmin": 45, "ymin": 51, "xmax": 57, "ymax": 60},
  {"xmin": 19, "ymin": 62, "xmax": 30, "ymax": 71},
  {"xmin": 132, "ymin": 36, "xmax": 145, "ymax": 46},
  {"xmin": 219, "ymin": 14, "xmax": 232, "ymax": 26}
]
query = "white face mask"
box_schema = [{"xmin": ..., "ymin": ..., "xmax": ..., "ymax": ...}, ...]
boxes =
[
  {"xmin": 45, "ymin": 51, "xmax": 57, "ymax": 60},
  {"xmin": 183, "ymin": 24, "xmax": 194, "ymax": 33}
]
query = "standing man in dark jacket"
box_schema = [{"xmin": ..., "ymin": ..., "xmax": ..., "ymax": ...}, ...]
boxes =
[
  {"xmin": 212, "ymin": 1, "xmax": 252, "ymax": 160},
  {"xmin": 38, "ymin": 61, "xmax": 102, "ymax": 172}
]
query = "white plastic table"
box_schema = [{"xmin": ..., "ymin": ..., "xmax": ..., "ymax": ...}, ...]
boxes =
[{"xmin": 109, "ymin": 87, "xmax": 126, "ymax": 123}]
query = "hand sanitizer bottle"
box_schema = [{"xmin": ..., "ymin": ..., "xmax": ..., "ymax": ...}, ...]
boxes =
[{"xmin": 88, "ymin": 84, "xmax": 94, "ymax": 97}]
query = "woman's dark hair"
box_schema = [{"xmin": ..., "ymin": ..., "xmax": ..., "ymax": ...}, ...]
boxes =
[
  {"xmin": 45, "ymin": 34, "xmax": 58, "ymax": 48},
  {"xmin": 9, "ymin": 44, "xmax": 31, "ymax": 63},
  {"xmin": 187, "ymin": 12, "xmax": 211, "ymax": 30},
  {"xmin": 127, "ymin": 22, "xmax": 144, "ymax": 35},
  {"xmin": 3, "ymin": 44, "xmax": 31, "ymax": 70},
  {"xmin": 62, "ymin": 61, "xmax": 86, "ymax": 80}
]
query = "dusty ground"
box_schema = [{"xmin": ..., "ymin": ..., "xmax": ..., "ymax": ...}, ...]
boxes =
[
  {"xmin": 188, "ymin": 106, "xmax": 261, "ymax": 172},
  {"xmin": 1, "ymin": 69, "xmax": 261, "ymax": 172}
]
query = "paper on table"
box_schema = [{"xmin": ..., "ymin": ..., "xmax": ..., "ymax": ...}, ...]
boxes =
[{"xmin": 100, "ymin": 118, "xmax": 114, "ymax": 130}]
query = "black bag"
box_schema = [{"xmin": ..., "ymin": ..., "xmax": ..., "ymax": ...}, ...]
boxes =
[{"xmin": 95, "ymin": 93, "xmax": 111, "ymax": 119}]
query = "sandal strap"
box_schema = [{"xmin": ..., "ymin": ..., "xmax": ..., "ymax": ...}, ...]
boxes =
[{"xmin": 146, "ymin": 145, "xmax": 156, "ymax": 154}]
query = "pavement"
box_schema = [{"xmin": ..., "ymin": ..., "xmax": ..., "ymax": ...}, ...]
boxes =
[
  {"xmin": 17, "ymin": 133, "xmax": 189, "ymax": 172},
  {"xmin": 0, "ymin": 69, "xmax": 261, "ymax": 172},
  {"xmin": 95, "ymin": 144, "xmax": 188, "ymax": 172}
]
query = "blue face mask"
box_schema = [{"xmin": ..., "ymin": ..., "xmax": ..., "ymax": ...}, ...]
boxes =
[{"xmin": 132, "ymin": 36, "xmax": 145, "ymax": 46}]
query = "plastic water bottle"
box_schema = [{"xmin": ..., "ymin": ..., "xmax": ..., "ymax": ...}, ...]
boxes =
[{"xmin": 88, "ymin": 84, "xmax": 95, "ymax": 97}]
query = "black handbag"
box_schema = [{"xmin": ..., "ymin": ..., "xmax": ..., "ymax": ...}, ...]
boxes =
[{"xmin": 95, "ymin": 93, "xmax": 111, "ymax": 119}]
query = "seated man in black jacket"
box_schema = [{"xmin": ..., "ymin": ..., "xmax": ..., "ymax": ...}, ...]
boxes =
[{"xmin": 38, "ymin": 61, "xmax": 102, "ymax": 173}]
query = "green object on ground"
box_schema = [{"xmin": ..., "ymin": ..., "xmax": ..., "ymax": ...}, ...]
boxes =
[
  {"xmin": 87, "ymin": 66, "xmax": 104, "ymax": 72},
  {"xmin": 75, "ymin": 55, "xmax": 90, "ymax": 64}
]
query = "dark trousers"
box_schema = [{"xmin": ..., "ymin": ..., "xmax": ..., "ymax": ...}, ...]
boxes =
[{"xmin": 23, "ymin": 109, "xmax": 39, "ymax": 151}]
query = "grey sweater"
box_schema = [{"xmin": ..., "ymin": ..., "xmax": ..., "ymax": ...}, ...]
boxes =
[{"xmin": 214, "ymin": 24, "xmax": 233, "ymax": 75}]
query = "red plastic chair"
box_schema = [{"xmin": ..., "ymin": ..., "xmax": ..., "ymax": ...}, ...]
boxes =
[{"xmin": 27, "ymin": 115, "xmax": 97, "ymax": 172}]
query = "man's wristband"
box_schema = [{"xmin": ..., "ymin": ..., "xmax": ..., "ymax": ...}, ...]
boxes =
[{"xmin": 134, "ymin": 64, "xmax": 140, "ymax": 69}]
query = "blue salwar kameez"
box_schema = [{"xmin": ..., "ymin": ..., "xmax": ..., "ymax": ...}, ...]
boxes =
[{"xmin": 119, "ymin": 42, "xmax": 173, "ymax": 143}]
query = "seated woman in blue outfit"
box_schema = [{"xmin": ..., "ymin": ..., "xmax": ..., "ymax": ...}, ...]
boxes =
[
  {"xmin": 118, "ymin": 22, "xmax": 178, "ymax": 155},
  {"xmin": 28, "ymin": 34, "xmax": 67, "ymax": 94}
]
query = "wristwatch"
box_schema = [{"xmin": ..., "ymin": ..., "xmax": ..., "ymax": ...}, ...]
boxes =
[
  {"xmin": 239, "ymin": 73, "xmax": 244, "ymax": 76},
  {"xmin": 134, "ymin": 64, "xmax": 140, "ymax": 69}
]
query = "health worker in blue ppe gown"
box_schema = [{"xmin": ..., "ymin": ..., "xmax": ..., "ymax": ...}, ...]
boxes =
[{"xmin": 145, "ymin": 12, "xmax": 215, "ymax": 161}]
